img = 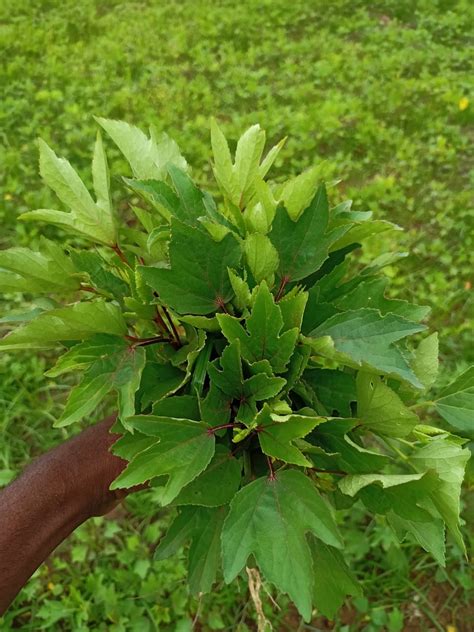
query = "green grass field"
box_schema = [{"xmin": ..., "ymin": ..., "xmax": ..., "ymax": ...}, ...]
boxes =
[{"xmin": 0, "ymin": 0, "xmax": 472, "ymax": 629}]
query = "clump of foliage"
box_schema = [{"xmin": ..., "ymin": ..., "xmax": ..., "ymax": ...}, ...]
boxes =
[{"xmin": 0, "ymin": 119, "xmax": 471, "ymax": 621}]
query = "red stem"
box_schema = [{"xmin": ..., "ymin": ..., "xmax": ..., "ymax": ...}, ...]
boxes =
[
  {"xmin": 207, "ymin": 423, "xmax": 236, "ymax": 436},
  {"xmin": 275, "ymin": 275, "xmax": 290, "ymax": 302},
  {"xmin": 111, "ymin": 244, "xmax": 131, "ymax": 268},
  {"xmin": 161, "ymin": 305, "xmax": 181, "ymax": 347},
  {"xmin": 267, "ymin": 456, "xmax": 276, "ymax": 481}
]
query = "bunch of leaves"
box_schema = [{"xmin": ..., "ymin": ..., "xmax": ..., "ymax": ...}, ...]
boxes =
[{"xmin": 0, "ymin": 119, "xmax": 471, "ymax": 622}]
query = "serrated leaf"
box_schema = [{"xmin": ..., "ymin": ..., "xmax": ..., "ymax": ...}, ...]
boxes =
[
  {"xmin": 0, "ymin": 238, "xmax": 81, "ymax": 293},
  {"xmin": 0, "ymin": 301, "xmax": 127, "ymax": 350},
  {"xmin": 330, "ymin": 219, "xmax": 400, "ymax": 251},
  {"xmin": 227, "ymin": 268, "xmax": 251, "ymax": 311},
  {"xmin": 46, "ymin": 334, "xmax": 126, "ymax": 377},
  {"xmin": 199, "ymin": 382, "xmax": 232, "ymax": 426},
  {"xmin": 92, "ymin": 130, "xmax": 112, "ymax": 215},
  {"xmin": 111, "ymin": 415, "xmax": 215, "ymax": 504},
  {"xmin": 140, "ymin": 218, "xmax": 241, "ymax": 314},
  {"xmin": 56, "ymin": 343, "xmax": 145, "ymax": 426},
  {"xmin": 307, "ymin": 308, "xmax": 425, "ymax": 388},
  {"xmin": 339, "ymin": 471, "xmax": 446, "ymax": 565},
  {"xmin": 310, "ymin": 418, "xmax": 390, "ymax": 473},
  {"xmin": 243, "ymin": 233, "xmax": 279, "ymax": 283},
  {"xmin": 139, "ymin": 362, "xmax": 185, "ymax": 409},
  {"xmin": 155, "ymin": 505, "xmax": 227, "ymax": 594},
  {"xmin": 356, "ymin": 372, "xmax": 419, "ymax": 437},
  {"xmin": 208, "ymin": 341, "xmax": 285, "ymax": 406},
  {"xmin": 335, "ymin": 277, "xmax": 430, "ymax": 322},
  {"xmin": 173, "ymin": 445, "xmax": 242, "ymax": 507},
  {"xmin": 411, "ymin": 437, "xmax": 470, "ymax": 552},
  {"xmin": 257, "ymin": 405, "xmax": 326, "ymax": 466},
  {"xmin": 234, "ymin": 124, "xmax": 266, "ymax": 206},
  {"xmin": 303, "ymin": 369, "xmax": 356, "ymax": 417},
  {"xmin": 269, "ymin": 185, "xmax": 348, "ymax": 283},
  {"xmin": 278, "ymin": 288, "xmax": 308, "ymax": 332},
  {"xmin": 275, "ymin": 165, "xmax": 320, "ymax": 220},
  {"xmin": 412, "ymin": 333, "xmax": 439, "ymax": 389},
  {"xmin": 217, "ymin": 282, "xmax": 298, "ymax": 373},
  {"xmin": 70, "ymin": 250, "xmax": 129, "ymax": 300},
  {"xmin": 210, "ymin": 118, "xmax": 239, "ymax": 203},
  {"xmin": 96, "ymin": 117, "xmax": 187, "ymax": 179},
  {"xmin": 434, "ymin": 366, "xmax": 474, "ymax": 433},
  {"xmin": 310, "ymin": 538, "xmax": 362, "ymax": 618},
  {"xmin": 222, "ymin": 469, "xmax": 343, "ymax": 621},
  {"xmin": 19, "ymin": 139, "xmax": 116, "ymax": 245}
]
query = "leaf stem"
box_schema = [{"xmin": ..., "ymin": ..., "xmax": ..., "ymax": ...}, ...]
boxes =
[
  {"xmin": 126, "ymin": 335, "xmax": 167, "ymax": 347},
  {"xmin": 207, "ymin": 422, "xmax": 236, "ymax": 435},
  {"xmin": 79, "ymin": 284, "xmax": 99, "ymax": 294},
  {"xmin": 161, "ymin": 305, "xmax": 181, "ymax": 347},
  {"xmin": 312, "ymin": 467, "xmax": 346, "ymax": 476},
  {"xmin": 266, "ymin": 456, "xmax": 276, "ymax": 481},
  {"xmin": 111, "ymin": 243, "xmax": 131, "ymax": 268},
  {"xmin": 275, "ymin": 275, "xmax": 290, "ymax": 302}
]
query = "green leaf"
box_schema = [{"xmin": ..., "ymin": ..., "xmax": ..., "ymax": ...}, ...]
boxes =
[
  {"xmin": 310, "ymin": 418, "xmax": 390, "ymax": 473},
  {"xmin": 0, "ymin": 238, "xmax": 81, "ymax": 293},
  {"xmin": 111, "ymin": 415, "xmax": 215, "ymax": 505},
  {"xmin": 278, "ymin": 288, "xmax": 308, "ymax": 332},
  {"xmin": 303, "ymin": 369, "xmax": 356, "ymax": 417},
  {"xmin": 335, "ymin": 277, "xmax": 430, "ymax": 322},
  {"xmin": 96, "ymin": 117, "xmax": 187, "ymax": 180},
  {"xmin": 70, "ymin": 250, "xmax": 129, "ymax": 300},
  {"xmin": 269, "ymin": 185, "xmax": 345, "ymax": 282},
  {"xmin": 388, "ymin": 512, "xmax": 446, "ymax": 567},
  {"xmin": 227, "ymin": 268, "xmax": 251, "ymax": 311},
  {"xmin": 173, "ymin": 446, "xmax": 242, "ymax": 507},
  {"xmin": 19, "ymin": 139, "xmax": 116, "ymax": 245},
  {"xmin": 243, "ymin": 233, "xmax": 279, "ymax": 283},
  {"xmin": 356, "ymin": 372, "xmax": 419, "ymax": 437},
  {"xmin": 46, "ymin": 334, "xmax": 126, "ymax": 377},
  {"xmin": 338, "ymin": 472, "xmax": 446, "ymax": 565},
  {"xmin": 210, "ymin": 118, "xmax": 239, "ymax": 203},
  {"xmin": 140, "ymin": 218, "xmax": 241, "ymax": 314},
  {"xmin": 92, "ymin": 130, "xmax": 112, "ymax": 215},
  {"xmin": 330, "ymin": 219, "xmax": 401, "ymax": 251},
  {"xmin": 0, "ymin": 301, "xmax": 127, "ymax": 350},
  {"xmin": 339, "ymin": 472, "xmax": 426, "ymax": 497},
  {"xmin": 139, "ymin": 362, "xmax": 185, "ymax": 409},
  {"xmin": 275, "ymin": 165, "xmax": 320, "ymax": 220},
  {"xmin": 412, "ymin": 333, "xmax": 439, "ymax": 389},
  {"xmin": 434, "ymin": 366, "xmax": 474, "ymax": 433},
  {"xmin": 155, "ymin": 505, "xmax": 227, "ymax": 594},
  {"xmin": 207, "ymin": 341, "xmax": 285, "ymax": 404},
  {"xmin": 56, "ymin": 343, "xmax": 146, "ymax": 426},
  {"xmin": 217, "ymin": 282, "xmax": 298, "ymax": 373},
  {"xmin": 411, "ymin": 437, "xmax": 470, "ymax": 552},
  {"xmin": 234, "ymin": 124, "xmax": 266, "ymax": 205},
  {"xmin": 222, "ymin": 469, "xmax": 343, "ymax": 621},
  {"xmin": 307, "ymin": 308, "xmax": 425, "ymax": 388},
  {"xmin": 257, "ymin": 405, "xmax": 326, "ymax": 466},
  {"xmin": 310, "ymin": 539, "xmax": 362, "ymax": 618}
]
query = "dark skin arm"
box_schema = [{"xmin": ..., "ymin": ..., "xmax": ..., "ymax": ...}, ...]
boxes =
[{"xmin": 0, "ymin": 415, "xmax": 138, "ymax": 615}]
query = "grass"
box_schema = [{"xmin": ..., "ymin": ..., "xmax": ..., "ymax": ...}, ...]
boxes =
[{"xmin": 0, "ymin": 0, "xmax": 472, "ymax": 629}]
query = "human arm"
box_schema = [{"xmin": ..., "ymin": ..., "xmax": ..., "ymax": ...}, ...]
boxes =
[{"xmin": 0, "ymin": 416, "xmax": 134, "ymax": 614}]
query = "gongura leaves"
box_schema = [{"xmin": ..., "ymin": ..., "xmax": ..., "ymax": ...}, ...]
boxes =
[
  {"xmin": 217, "ymin": 282, "xmax": 298, "ymax": 372},
  {"xmin": 306, "ymin": 308, "xmax": 426, "ymax": 388},
  {"xmin": 111, "ymin": 415, "xmax": 216, "ymax": 504},
  {"xmin": 140, "ymin": 218, "xmax": 241, "ymax": 314},
  {"xmin": 0, "ymin": 118, "xmax": 470, "ymax": 622},
  {"xmin": 222, "ymin": 469, "xmax": 343, "ymax": 621}
]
